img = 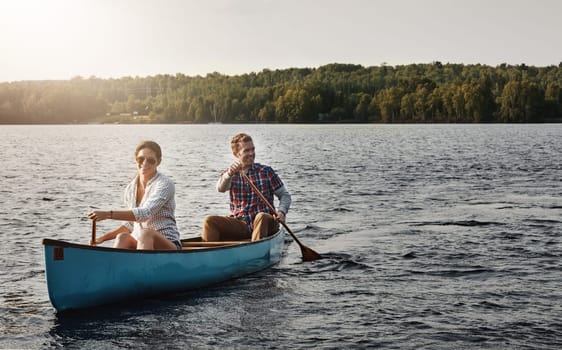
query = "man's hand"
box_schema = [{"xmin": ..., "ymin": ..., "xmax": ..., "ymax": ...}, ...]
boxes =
[
  {"xmin": 226, "ymin": 160, "xmax": 242, "ymax": 177},
  {"xmin": 275, "ymin": 211, "xmax": 286, "ymax": 223}
]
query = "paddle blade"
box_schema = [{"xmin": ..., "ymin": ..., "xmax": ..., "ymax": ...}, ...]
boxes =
[{"xmin": 300, "ymin": 245, "xmax": 322, "ymax": 262}]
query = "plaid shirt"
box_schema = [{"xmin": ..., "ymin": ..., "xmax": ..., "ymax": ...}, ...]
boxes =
[{"xmin": 229, "ymin": 163, "xmax": 284, "ymax": 230}]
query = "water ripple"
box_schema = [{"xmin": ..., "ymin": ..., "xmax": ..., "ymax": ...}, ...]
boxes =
[{"xmin": 1, "ymin": 124, "xmax": 561, "ymax": 349}]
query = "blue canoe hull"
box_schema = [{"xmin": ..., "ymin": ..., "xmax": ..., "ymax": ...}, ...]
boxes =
[{"xmin": 42, "ymin": 230, "xmax": 284, "ymax": 312}]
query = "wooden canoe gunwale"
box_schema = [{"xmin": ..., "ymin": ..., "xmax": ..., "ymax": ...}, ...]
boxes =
[{"xmin": 42, "ymin": 232, "xmax": 276, "ymax": 253}]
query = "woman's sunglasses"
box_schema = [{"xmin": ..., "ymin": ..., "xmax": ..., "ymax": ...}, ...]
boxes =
[{"xmin": 136, "ymin": 156, "xmax": 157, "ymax": 165}]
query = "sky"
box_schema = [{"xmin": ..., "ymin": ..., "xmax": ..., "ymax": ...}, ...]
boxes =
[{"xmin": 1, "ymin": 0, "xmax": 561, "ymax": 82}]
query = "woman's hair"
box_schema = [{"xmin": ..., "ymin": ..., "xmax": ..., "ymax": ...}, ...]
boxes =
[
  {"xmin": 135, "ymin": 140, "xmax": 162, "ymax": 161},
  {"xmin": 230, "ymin": 133, "xmax": 253, "ymax": 153}
]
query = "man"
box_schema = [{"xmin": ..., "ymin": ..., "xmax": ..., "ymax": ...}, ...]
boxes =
[{"xmin": 202, "ymin": 133, "xmax": 291, "ymax": 241}]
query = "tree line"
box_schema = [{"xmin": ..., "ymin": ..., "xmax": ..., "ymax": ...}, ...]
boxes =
[{"xmin": 1, "ymin": 62, "xmax": 561, "ymax": 124}]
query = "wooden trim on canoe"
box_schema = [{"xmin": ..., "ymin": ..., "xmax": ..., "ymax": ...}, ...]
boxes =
[
  {"xmin": 42, "ymin": 230, "xmax": 280, "ymax": 253},
  {"xmin": 182, "ymin": 240, "xmax": 249, "ymax": 248}
]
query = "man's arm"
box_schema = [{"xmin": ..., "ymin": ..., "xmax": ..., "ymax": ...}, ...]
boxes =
[
  {"xmin": 275, "ymin": 185, "xmax": 291, "ymax": 215},
  {"xmin": 217, "ymin": 160, "xmax": 241, "ymax": 192},
  {"xmin": 216, "ymin": 171, "xmax": 232, "ymax": 192}
]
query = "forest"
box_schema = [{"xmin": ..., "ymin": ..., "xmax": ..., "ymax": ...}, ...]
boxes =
[{"xmin": 0, "ymin": 62, "xmax": 561, "ymax": 124}]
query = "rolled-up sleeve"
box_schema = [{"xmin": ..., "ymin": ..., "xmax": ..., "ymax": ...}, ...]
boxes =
[{"xmin": 216, "ymin": 171, "xmax": 232, "ymax": 192}]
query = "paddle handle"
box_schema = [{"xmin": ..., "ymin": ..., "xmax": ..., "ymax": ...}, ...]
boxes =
[
  {"xmin": 91, "ymin": 219, "xmax": 96, "ymax": 246},
  {"xmin": 239, "ymin": 171, "xmax": 275, "ymax": 212},
  {"xmin": 239, "ymin": 170, "xmax": 280, "ymax": 216}
]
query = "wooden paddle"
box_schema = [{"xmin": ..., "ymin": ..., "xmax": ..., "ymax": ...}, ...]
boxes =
[
  {"xmin": 91, "ymin": 219, "xmax": 96, "ymax": 246},
  {"xmin": 240, "ymin": 170, "xmax": 322, "ymax": 261}
]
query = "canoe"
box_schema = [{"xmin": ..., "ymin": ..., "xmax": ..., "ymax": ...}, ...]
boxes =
[{"xmin": 42, "ymin": 229, "xmax": 284, "ymax": 312}]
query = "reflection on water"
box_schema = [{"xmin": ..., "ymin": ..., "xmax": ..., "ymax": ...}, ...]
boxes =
[{"xmin": 1, "ymin": 124, "xmax": 561, "ymax": 349}]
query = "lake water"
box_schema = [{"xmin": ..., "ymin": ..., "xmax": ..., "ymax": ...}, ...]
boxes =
[{"xmin": 1, "ymin": 123, "xmax": 561, "ymax": 349}]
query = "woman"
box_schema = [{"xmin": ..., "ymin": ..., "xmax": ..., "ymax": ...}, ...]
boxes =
[{"xmin": 87, "ymin": 140, "xmax": 182, "ymax": 250}]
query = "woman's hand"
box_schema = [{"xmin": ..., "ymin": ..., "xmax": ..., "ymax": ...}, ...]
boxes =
[{"xmin": 87, "ymin": 210, "xmax": 111, "ymax": 222}]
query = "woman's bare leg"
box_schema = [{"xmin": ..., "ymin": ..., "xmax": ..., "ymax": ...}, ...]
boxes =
[
  {"xmin": 136, "ymin": 228, "xmax": 177, "ymax": 250},
  {"xmin": 114, "ymin": 233, "xmax": 137, "ymax": 249}
]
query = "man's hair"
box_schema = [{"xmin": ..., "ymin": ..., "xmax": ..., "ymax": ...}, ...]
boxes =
[{"xmin": 230, "ymin": 133, "xmax": 253, "ymax": 153}]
